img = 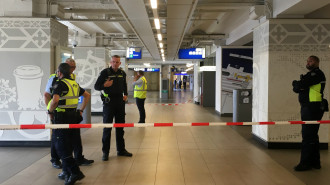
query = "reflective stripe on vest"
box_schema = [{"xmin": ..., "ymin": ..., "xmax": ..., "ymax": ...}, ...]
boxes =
[
  {"xmin": 134, "ymin": 76, "xmax": 147, "ymax": 99},
  {"xmin": 56, "ymin": 78, "xmax": 80, "ymax": 111},
  {"xmin": 309, "ymin": 83, "xmax": 322, "ymax": 102}
]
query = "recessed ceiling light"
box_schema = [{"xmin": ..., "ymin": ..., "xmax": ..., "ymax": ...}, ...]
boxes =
[
  {"xmin": 159, "ymin": 43, "xmax": 163, "ymax": 48},
  {"xmin": 157, "ymin": 34, "xmax": 162, "ymax": 41},
  {"xmin": 150, "ymin": 0, "xmax": 157, "ymax": 9},
  {"xmin": 154, "ymin": 19, "xmax": 160, "ymax": 29}
]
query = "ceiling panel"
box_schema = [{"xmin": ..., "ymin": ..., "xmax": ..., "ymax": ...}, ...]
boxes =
[
  {"xmin": 116, "ymin": 0, "xmax": 160, "ymax": 59},
  {"xmin": 167, "ymin": 0, "xmax": 196, "ymax": 60},
  {"xmin": 167, "ymin": 5, "xmax": 192, "ymax": 18},
  {"xmin": 167, "ymin": 0, "xmax": 194, "ymax": 4},
  {"xmin": 167, "ymin": 20, "xmax": 187, "ymax": 36}
]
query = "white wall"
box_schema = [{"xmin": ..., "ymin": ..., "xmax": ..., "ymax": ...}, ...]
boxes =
[
  {"xmin": 252, "ymin": 19, "xmax": 330, "ymax": 142},
  {"xmin": 0, "ymin": 18, "xmax": 67, "ymax": 141}
]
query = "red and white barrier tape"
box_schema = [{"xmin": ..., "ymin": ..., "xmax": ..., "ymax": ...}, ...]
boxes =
[
  {"xmin": 126, "ymin": 101, "xmax": 192, "ymax": 106},
  {"xmin": 1, "ymin": 120, "xmax": 330, "ymax": 130}
]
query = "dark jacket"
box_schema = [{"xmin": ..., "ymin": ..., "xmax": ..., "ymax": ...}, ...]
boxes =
[
  {"xmin": 292, "ymin": 67, "xmax": 326, "ymax": 104},
  {"xmin": 94, "ymin": 67, "xmax": 128, "ymax": 98}
]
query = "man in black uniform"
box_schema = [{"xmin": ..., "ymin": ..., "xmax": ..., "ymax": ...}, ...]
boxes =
[
  {"xmin": 48, "ymin": 63, "xmax": 90, "ymax": 184},
  {"xmin": 292, "ymin": 55, "xmax": 326, "ymax": 171},
  {"xmin": 45, "ymin": 59, "xmax": 94, "ymax": 180},
  {"xmin": 94, "ymin": 55, "xmax": 132, "ymax": 161}
]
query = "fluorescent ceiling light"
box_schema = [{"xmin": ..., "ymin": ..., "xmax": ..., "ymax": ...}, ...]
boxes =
[
  {"xmin": 159, "ymin": 43, "xmax": 163, "ymax": 48},
  {"xmin": 150, "ymin": 0, "xmax": 157, "ymax": 9},
  {"xmin": 161, "ymin": 49, "xmax": 164, "ymax": 53},
  {"xmin": 154, "ymin": 19, "xmax": 160, "ymax": 29},
  {"xmin": 161, "ymin": 53, "xmax": 164, "ymax": 57},
  {"xmin": 157, "ymin": 34, "xmax": 162, "ymax": 41}
]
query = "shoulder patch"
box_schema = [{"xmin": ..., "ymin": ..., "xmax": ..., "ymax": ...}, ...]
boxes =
[{"xmin": 311, "ymin": 72, "xmax": 316, "ymax": 76}]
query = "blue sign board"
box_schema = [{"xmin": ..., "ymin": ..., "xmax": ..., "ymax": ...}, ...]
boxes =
[
  {"xmin": 126, "ymin": 47, "xmax": 142, "ymax": 59},
  {"xmin": 134, "ymin": 68, "xmax": 160, "ymax": 72},
  {"xmin": 178, "ymin": 48, "xmax": 205, "ymax": 59}
]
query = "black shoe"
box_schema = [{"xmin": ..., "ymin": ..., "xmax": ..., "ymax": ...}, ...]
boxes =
[
  {"xmin": 64, "ymin": 171, "xmax": 85, "ymax": 185},
  {"xmin": 58, "ymin": 171, "xmax": 69, "ymax": 180},
  {"xmin": 76, "ymin": 157, "xmax": 94, "ymax": 166},
  {"xmin": 294, "ymin": 164, "xmax": 312, "ymax": 171},
  {"xmin": 117, "ymin": 150, "xmax": 132, "ymax": 157},
  {"xmin": 51, "ymin": 160, "xmax": 62, "ymax": 169},
  {"xmin": 102, "ymin": 153, "xmax": 109, "ymax": 161}
]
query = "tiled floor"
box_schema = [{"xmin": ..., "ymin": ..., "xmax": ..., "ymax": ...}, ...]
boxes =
[{"xmin": 0, "ymin": 90, "xmax": 329, "ymax": 185}]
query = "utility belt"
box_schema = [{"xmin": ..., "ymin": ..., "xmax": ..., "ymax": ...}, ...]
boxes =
[
  {"xmin": 101, "ymin": 91, "xmax": 123, "ymax": 104},
  {"xmin": 54, "ymin": 108, "xmax": 83, "ymax": 124},
  {"xmin": 55, "ymin": 108, "xmax": 77, "ymax": 113}
]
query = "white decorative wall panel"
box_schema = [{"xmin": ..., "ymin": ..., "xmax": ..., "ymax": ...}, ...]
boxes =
[
  {"xmin": 253, "ymin": 19, "xmax": 330, "ymax": 143},
  {"xmin": 0, "ymin": 18, "xmax": 67, "ymax": 141},
  {"xmin": 73, "ymin": 47, "xmax": 108, "ymax": 113}
]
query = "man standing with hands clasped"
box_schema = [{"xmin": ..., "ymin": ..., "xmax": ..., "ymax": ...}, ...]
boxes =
[
  {"xmin": 133, "ymin": 70, "xmax": 147, "ymax": 123},
  {"xmin": 94, "ymin": 55, "xmax": 132, "ymax": 161},
  {"xmin": 292, "ymin": 55, "xmax": 328, "ymax": 171}
]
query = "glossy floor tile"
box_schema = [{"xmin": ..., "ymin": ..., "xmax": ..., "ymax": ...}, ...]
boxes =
[{"xmin": 0, "ymin": 90, "xmax": 329, "ymax": 185}]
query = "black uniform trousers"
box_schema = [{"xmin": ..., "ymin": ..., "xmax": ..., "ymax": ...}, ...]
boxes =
[
  {"xmin": 50, "ymin": 128, "xmax": 60, "ymax": 162},
  {"xmin": 136, "ymin": 98, "xmax": 146, "ymax": 123},
  {"xmin": 51, "ymin": 123, "xmax": 84, "ymax": 163},
  {"xmin": 54, "ymin": 111, "xmax": 81, "ymax": 175},
  {"xmin": 102, "ymin": 97, "xmax": 126, "ymax": 154},
  {"xmin": 299, "ymin": 102, "xmax": 324, "ymax": 166}
]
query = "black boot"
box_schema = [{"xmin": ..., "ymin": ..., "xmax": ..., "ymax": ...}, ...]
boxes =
[{"xmin": 64, "ymin": 171, "xmax": 85, "ymax": 185}]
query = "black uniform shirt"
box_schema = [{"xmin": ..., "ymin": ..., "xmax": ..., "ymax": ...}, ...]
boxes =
[
  {"xmin": 294, "ymin": 67, "xmax": 326, "ymax": 104},
  {"xmin": 94, "ymin": 67, "xmax": 128, "ymax": 97}
]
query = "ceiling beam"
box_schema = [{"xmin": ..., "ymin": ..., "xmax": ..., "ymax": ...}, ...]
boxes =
[
  {"xmin": 196, "ymin": 2, "xmax": 263, "ymax": 10},
  {"xmin": 63, "ymin": 8, "xmax": 121, "ymax": 14}
]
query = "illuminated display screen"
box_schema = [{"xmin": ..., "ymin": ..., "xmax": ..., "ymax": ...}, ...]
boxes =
[
  {"xmin": 178, "ymin": 48, "xmax": 205, "ymax": 59},
  {"xmin": 134, "ymin": 68, "xmax": 160, "ymax": 72},
  {"xmin": 126, "ymin": 47, "xmax": 142, "ymax": 59}
]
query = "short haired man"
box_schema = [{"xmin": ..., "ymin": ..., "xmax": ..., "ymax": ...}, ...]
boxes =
[
  {"xmin": 292, "ymin": 55, "xmax": 326, "ymax": 171},
  {"xmin": 48, "ymin": 63, "xmax": 90, "ymax": 184},
  {"xmin": 133, "ymin": 70, "xmax": 147, "ymax": 123},
  {"xmin": 94, "ymin": 55, "xmax": 132, "ymax": 161},
  {"xmin": 44, "ymin": 58, "xmax": 94, "ymax": 179}
]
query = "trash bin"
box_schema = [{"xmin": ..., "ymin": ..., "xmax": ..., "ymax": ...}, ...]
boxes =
[
  {"xmin": 78, "ymin": 89, "xmax": 91, "ymax": 124},
  {"xmin": 161, "ymin": 79, "xmax": 169, "ymax": 99},
  {"xmin": 233, "ymin": 89, "xmax": 252, "ymax": 122}
]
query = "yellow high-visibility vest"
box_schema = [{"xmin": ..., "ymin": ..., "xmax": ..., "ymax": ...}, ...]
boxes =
[
  {"xmin": 134, "ymin": 76, "xmax": 147, "ymax": 99},
  {"xmin": 47, "ymin": 73, "xmax": 76, "ymax": 110},
  {"xmin": 55, "ymin": 78, "xmax": 80, "ymax": 112},
  {"xmin": 309, "ymin": 83, "xmax": 322, "ymax": 102}
]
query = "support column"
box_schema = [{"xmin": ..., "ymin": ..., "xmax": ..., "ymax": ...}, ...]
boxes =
[
  {"xmin": 252, "ymin": 19, "xmax": 330, "ymax": 148},
  {"xmin": 193, "ymin": 62, "xmax": 200, "ymax": 104}
]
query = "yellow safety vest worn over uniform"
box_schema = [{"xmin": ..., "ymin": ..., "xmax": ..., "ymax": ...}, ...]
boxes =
[
  {"xmin": 47, "ymin": 73, "xmax": 76, "ymax": 110},
  {"xmin": 134, "ymin": 76, "xmax": 147, "ymax": 99},
  {"xmin": 54, "ymin": 78, "xmax": 80, "ymax": 112},
  {"xmin": 309, "ymin": 83, "xmax": 323, "ymax": 102},
  {"xmin": 293, "ymin": 67, "xmax": 326, "ymax": 104}
]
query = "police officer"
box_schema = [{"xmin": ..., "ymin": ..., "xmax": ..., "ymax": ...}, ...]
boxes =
[
  {"xmin": 292, "ymin": 55, "xmax": 326, "ymax": 171},
  {"xmin": 48, "ymin": 63, "xmax": 90, "ymax": 184},
  {"xmin": 133, "ymin": 70, "xmax": 147, "ymax": 123},
  {"xmin": 44, "ymin": 59, "xmax": 94, "ymax": 179},
  {"xmin": 94, "ymin": 55, "xmax": 132, "ymax": 161}
]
